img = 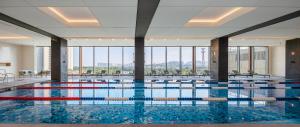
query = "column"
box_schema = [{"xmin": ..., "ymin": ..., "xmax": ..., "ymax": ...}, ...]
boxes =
[
  {"xmin": 51, "ymin": 37, "xmax": 68, "ymax": 82},
  {"xmin": 210, "ymin": 37, "xmax": 229, "ymax": 82},
  {"xmin": 135, "ymin": 37, "xmax": 145, "ymax": 82},
  {"xmin": 286, "ymin": 38, "xmax": 300, "ymax": 80}
]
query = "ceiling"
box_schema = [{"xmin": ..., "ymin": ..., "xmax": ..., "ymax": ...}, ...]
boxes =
[
  {"xmin": 0, "ymin": 0, "xmax": 300, "ymax": 46},
  {"xmin": 147, "ymin": 0, "xmax": 300, "ymax": 39}
]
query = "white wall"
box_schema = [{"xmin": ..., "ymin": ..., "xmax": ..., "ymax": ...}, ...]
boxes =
[
  {"xmin": 20, "ymin": 45, "xmax": 37, "ymax": 73},
  {"xmin": 0, "ymin": 42, "xmax": 22, "ymax": 74},
  {"xmin": 0, "ymin": 42, "xmax": 36, "ymax": 75},
  {"xmin": 269, "ymin": 45, "xmax": 286, "ymax": 76}
]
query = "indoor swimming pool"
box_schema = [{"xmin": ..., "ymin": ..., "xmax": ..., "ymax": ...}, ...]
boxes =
[{"xmin": 0, "ymin": 80, "xmax": 300, "ymax": 124}]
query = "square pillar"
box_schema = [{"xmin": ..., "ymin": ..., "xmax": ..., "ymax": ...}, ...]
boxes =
[
  {"xmin": 286, "ymin": 38, "xmax": 300, "ymax": 80},
  {"xmin": 51, "ymin": 37, "xmax": 68, "ymax": 82},
  {"xmin": 135, "ymin": 37, "xmax": 145, "ymax": 81},
  {"xmin": 210, "ymin": 37, "xmax": 228, "ymax": 82}
]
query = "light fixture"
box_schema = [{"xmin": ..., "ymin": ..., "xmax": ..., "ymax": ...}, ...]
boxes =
[
  {"xmin": 291, "ymin": 51, "xmax": 295, "ymax": 56},
  {"xmin": 39, "ymin": 7, "xmax": 100, "ymax": 27},
  {"xmin": 47, "ymin": 7, "xmax": 98, "ymax": 23},
  {"xmin": 186, "ymin": 7, "xmax": 255, "ymax": 27},
  {"xmin": 188, "ymin": 7, "xmax": 242, "ymax": 23},
  {"xmin": 0, "ymin": 36, "xmax": 30, "ymax": 40}
]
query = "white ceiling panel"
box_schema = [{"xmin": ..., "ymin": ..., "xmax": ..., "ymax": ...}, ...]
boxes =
[
  {"xmin": 159, "ymin": 0, "xmax": 300, "ymax": 7},
  {"xmin": 25, "ymin": 0, "xmax": 85, "ymax": 7},
  {"xmin": 147, "ymin": 0, "xmax": 300, "ymax": 39},
  {"xmin": 42, "ymin": 27, "xmax": 135, "ymax": 37},
  {"xmin": 0, "ymin": 0, "xmax": 137, "ymax": 38},
  {"xmin": 90, "ymin": 7, "xmax": 137, "ymax": 27},
  {"xmin": 83, "ymin": 0, "xmax": 137, "ymax": 7},
  {"xmin": 0, "ymin": 7, "xmax": 65, "ymax": 27},
  {"xmin": 0, "ymin": 0, "xmax": 29, "ymax": 7}
]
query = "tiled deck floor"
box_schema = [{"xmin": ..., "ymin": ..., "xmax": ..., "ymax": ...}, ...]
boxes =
[{"xmin": 0, "ymin": 77, "xmax": 49, "ymax": 90}]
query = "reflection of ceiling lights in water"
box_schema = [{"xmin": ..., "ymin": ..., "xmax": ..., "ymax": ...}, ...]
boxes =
[{"xmin": 0, "ymin": 36, "xmax": 31, "ymax": 39}]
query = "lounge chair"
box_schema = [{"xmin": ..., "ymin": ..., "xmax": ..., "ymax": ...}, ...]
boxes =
[
  {"xmin": 151, "ymin": 70, "xmax": 158, "ymax": 76},
  {"xmin": 0, "ymin": 69, "xmax": 15, "ymax": 83},
  {"xmin": 0, "ymin": 73, "xmax": 7, "ymax": 83},
  {"xmin": 163, "ymin": 70, "xmax": 172, "ymax": 77},
  {"xmin": 199, "ymin": 70, "xmax": 210, "ymax": 77},
  {"xmin": 113, "ymin": 70, "xmax": 121, "ymax": 77},
  {"xmin": 81, "ymin": 70, "xmax": 93, "ymax": 80}
]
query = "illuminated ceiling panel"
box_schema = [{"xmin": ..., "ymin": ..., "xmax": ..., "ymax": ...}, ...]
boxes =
[
  {"xmin": 0, "ymin": 32, "xmax": 31, "ymax": 40},
  {"xmin": 0, "ymin": 36, "xmax": 30, "ymax": 39},
  {"xmin": 39, "ymin": 7, "xmax": 100, "ymax": 27},
  {"xmin": 186, "ymin": 7, "xmax": 255, "ymax": 27}
]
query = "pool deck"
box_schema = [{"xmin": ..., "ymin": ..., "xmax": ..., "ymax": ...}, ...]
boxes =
[
  {"xmin": 0, "ymin": 78, "xmax": 49, "ymax": 91},
  {"xmin": 0, "ymin": 124, "xmax": 299, "ymax": 127}
]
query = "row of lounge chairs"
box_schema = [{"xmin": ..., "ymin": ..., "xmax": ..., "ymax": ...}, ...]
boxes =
[
  {"xmin": 78, "ymin": 69, "xmax": 211, "ymax": 79},
  {"xmin": 229, "ymin": 70, "xmax": 271, "ymax": 78},
  {"xmin": 78, "ymin": 69, "xmax": 271, "ymax": 78},
  {"xmin": 146, "ymin": 70, "xmax": 210, "ymax": 77}
]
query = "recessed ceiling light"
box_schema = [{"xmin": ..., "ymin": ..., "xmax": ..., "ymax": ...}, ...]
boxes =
[
  {"xmin": 186, "ymin": 7, "xmax": 255, "ymax": 27},
  {"xmin": 39, "ymin": 7, "xmax": 100, "ymax": 27},
  {"xmin": 47, "ymin": 7, "xmax": 98, "ymax": 23},
  {"xmin": 0, "ymin": 36, "xmax": 30, "ymax": 40},
  {"xmin": 188, "ymin": 7, "xmax": 242, "ymax": 23}
]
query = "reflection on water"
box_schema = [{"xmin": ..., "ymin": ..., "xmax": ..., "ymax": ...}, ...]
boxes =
[{"xmin": 0, "ymin": 82, "xmax": 300, "ymax": 124}]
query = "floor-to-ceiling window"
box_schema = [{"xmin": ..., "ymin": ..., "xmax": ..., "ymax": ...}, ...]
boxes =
[
  {"xmin": 94, "ymin": 47, "xmax": 108, "ymax": 74},
  {"xmin": 82, "ymin": 47, "xmax": 94, "ymax": 74},
  {"xmin": 167, "ymin": 47, "xmax": 180, "ymax": 74},
  {"xmin": 253, "ymin": 47, "xmax": 268, "ymax": 74},
  {"xmin": 239, "ymin": 47, "xmax": 250, "ymax": 73},
  {"xmin": 68, "ymin": 47, "xmax": 80, "ymax": 75},
  {"xmin": 152, "ymin": 47, "xmax": 166, "ymax": 75},
  {"xmin": 228, "ymin": 47, "xmax": 238, "ymax": 73},
  {"xmin": 123, "ymin": 47, "xmax": 135, "ymax": 75},
  {"xmin": 36, "ymin": 47, "xmax": 51, "ymax": 73},
  {"xmin": 109, "ymin": 47, "xmax": 123, "ymax": 75},
  {"xmin": 181, "ymin": 47, "xmax": 193, "ymax": 75},
  {"xmin": 145, "ymin": 47, "xmax": 152, "ymax": 75},
  {"xmin": 145, "ymin": 46, "xmax": 210, "ymax": 75},
  {"xmin": 196, "ymin": 47, "xmax": 209, "ymax": 74},
  {"xmin": 228, "ymin": 46, "xmax": 269, "ymax": 74}
]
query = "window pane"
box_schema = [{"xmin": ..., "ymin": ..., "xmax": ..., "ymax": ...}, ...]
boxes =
[
  {"xmin": 145, "ymin": 47, "xmax": 152, "ymax": 75},
  {"xmin": 253, "ymin": 47, "xmax": 268, "ymax": 74},
  {"xmin": 68, "ymin": 47, "xmax": 80, "ymax": 74},
  {"xmin": 152, "ymin": 47, "xmax": 166, "ymax": 75},
  {"xmin": 109, "ymin": 47, "xmax": 122, "ymax": 75},
  {"xmin": 43, "ymin": 47, "xmax": 51, "ymax": 71},
  {"xmin": 36, "ymin": 47, "xmax": 44, "ymax": 73},
  {"xmin": 123, "ymin": 47, "xmax": 134, "ymax": 75},
  {"xmin": 228, "ymin": 47, "xmax": 238, "ymax": 73},
  {"xmin": 167, "ymin": 47, "xmax": 180, "ymax": 74},
  {"xmin": 240, "ymin": 47, "xmax": 249, "ymax": 73},
  {"xmin": 181, "ymin": 47, "xmax": 193, "ymax": 75},
  {"xmin": 196, "ymin": 47, "xmax": 209, "ymax": 74},
  {"xmin": 95, "ymin": 47, "xmax": 108, "ymax": 74},
  {"xmin": 82, "ymin": 47, "xmax": 94, "ymax": 74}
]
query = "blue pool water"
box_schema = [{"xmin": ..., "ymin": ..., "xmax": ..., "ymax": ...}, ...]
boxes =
[{"xmin": 0, "ymin": 81, "xmax": 300, "ymax": 124}]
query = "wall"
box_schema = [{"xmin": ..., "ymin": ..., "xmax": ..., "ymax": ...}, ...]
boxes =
[
  {"xmin": 0, "ymin": 42, "xmax": 22, "ymax": 74},
  {"xmin": 20, "ymin": 45, "xmax": 36, "ymax": 72},
  {"xmin": 0, "ymin": 42, "xmax": 36, "ymax": 75},
  {"xmin": 269, "ymin": 45, "xmax": 285, "ymax": 77}
]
